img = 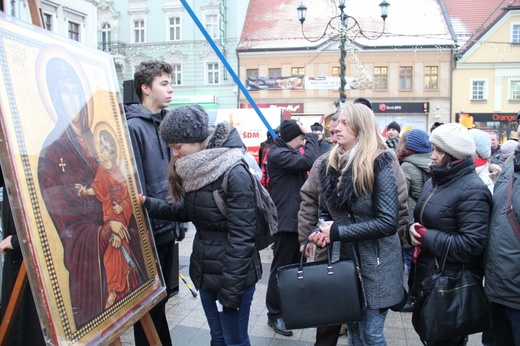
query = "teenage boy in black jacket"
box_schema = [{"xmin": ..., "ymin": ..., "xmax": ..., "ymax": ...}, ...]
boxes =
[{"xmin": 126, "ymin": 60, "xmax": 185, "ymax": 346}]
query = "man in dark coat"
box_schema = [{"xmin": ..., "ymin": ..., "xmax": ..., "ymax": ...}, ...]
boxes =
[
  {"xmin": 482, "ymin": 144, "xmax": 520, "ymax": 345},
  {"xmin": 265, "ymin": 119, "xmax": 319, "ymax": 336},
  {"xmin": 310, "ymin": 122, "xmax": 333, "ymax": 156}
]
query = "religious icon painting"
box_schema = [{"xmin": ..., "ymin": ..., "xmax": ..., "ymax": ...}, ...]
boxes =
[{"xmin": 0, "ymin": 13, "xmax": 166, "ymax": 345}]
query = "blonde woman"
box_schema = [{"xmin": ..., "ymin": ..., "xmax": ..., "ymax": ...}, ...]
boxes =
[{"xmin": 309, "ymin": 103, "xmax": 404, "ymax": 345}]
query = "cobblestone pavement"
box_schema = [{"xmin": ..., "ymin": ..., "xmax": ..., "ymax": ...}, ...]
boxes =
[{"xmin": 120, "ymin": 224, "xmax": 482, "ymax": 345}]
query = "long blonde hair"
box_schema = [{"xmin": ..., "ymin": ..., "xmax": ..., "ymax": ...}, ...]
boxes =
[{"xmin": 327, "ymin": 103, "xmax": 387, "ymax": 196}]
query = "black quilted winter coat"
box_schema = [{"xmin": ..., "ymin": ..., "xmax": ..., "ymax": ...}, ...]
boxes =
[
  {"xmin": 144, "ymin": 126, "xmax": 262, "ymax": 309},
  {"xmin": 409, "ymin": 158, "xmax": 491, "ymax": 298}
]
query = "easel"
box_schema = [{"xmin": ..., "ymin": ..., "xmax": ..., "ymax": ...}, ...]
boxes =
[{"xmin": 0, "ymin": 1, "xmax": 162, "ymax": 345}]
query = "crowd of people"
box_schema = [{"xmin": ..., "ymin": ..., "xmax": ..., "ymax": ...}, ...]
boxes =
[{"xmin": 1, "ymin": 58, "xmax": 519, "ymax": 346}]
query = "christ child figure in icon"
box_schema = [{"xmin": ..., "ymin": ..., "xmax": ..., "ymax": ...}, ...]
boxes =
[{"xmin": 75, "ymin": 128, "xmax": 141, "ymax": 309}]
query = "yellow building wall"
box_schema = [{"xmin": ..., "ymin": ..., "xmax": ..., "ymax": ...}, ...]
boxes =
[{"xmin": 452, "ymin": 11, "xmax": 520, "ymax": 117}]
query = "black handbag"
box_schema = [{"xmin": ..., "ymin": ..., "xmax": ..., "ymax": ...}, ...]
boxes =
[
  {"xmin": 412, "ymin": 236, "xmax": 493, "ymax": 343},
  {"xmin": 277, "ymin": 238, "xmax": 363, "ymax": 329}
]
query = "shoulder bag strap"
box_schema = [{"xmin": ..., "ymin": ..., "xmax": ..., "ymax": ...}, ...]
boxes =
[
  {"xmin": 439, "ymin": 235, "xmax": 453, "ymax": 274},
  {"xmin": 506, "ymin": 171, "xmax": 520, "ymax": 242}
]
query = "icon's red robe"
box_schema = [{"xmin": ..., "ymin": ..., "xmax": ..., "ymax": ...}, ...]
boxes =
[{"xmin": 38, "ymin": 128, "xmax": 146, "ymax": 329}]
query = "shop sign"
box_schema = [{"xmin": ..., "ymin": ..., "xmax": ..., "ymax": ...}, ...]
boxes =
[
  {"xmin": 246, "ymin": 76, "xmax": 304, "ymax": 91},
  {"xmin": 240, "ymin": 103, "xmax": 304, "ymax": 113},
  {"xmin": 171, "ymin": 95, "xmax": 216, "ymax": 104},
  {"xmin": 373, "ymin": 102, "xmax": 429, "ymax": 114}
]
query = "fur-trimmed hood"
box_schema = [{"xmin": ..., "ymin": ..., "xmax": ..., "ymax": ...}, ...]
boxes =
[
  {"xmin": 206, "ymin": 121, "xmax": 244, "ymax": 150},
  {"xmin": 318, "ymin": 151, "xmax": 394, "ymax": 210}
]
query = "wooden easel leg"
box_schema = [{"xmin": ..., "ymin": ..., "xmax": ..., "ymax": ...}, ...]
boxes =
[
  {"xmin": 109, "ymin": 337, "xmax": 122, "ymax": 346},
  {"xmin": 140, "ymin": 312, "xmax": 162, "ymax": 346},
  {"xmin": 0, "ymin": 261, "xmax": 28, "ymax": 346}
]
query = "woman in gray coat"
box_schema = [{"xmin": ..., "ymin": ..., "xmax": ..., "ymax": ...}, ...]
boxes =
[{"xmin": 309, "ymin": 103, "xmax": 404, "ymax": 345}]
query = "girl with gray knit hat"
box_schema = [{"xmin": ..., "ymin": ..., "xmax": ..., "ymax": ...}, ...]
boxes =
[
  {"xmin": 140, "ymin": 104, "xmax": 262, "ymax": 346},
  {"xmin": 408, "ymin": 122, "xmax": 492, "ymax": 345}
]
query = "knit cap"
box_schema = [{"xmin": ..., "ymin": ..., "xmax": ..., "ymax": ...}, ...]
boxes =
[
  {"xmin": 387, "ymin": 121, "xmax": 401, "ymax": 133},
  {"xmin": 469, "ymin": 129, "xmax": 491, "ymax": 159},
  {"xmin": 429, "ymin": 123, "xmax": 475, "ymax": 159},
  {"xmin": 160, "ymin": 105, "xmax": 209, "ymax": 143},
  {"xmin": 406, "ymin": 129, "xmax": 431, "ymax": 153},
  {"xmin": 311, "ymin": 122, "xmax": 323, "ymax": 132},
  {"xmin": 500, "ymin": 140, "xmax": 518, "ymax": 158},
  {"xmin": 280, "ymin": 119, "xmax": 303, "ymax": 142}
]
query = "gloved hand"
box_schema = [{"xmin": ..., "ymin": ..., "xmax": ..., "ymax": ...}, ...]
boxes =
[
  {"xmin": 414, "ymin": 224, "xmax": 428, "ymax": 242},
  {"xmin": 411, "ymin": 223, "xmax": 428, "ymax": 264},
  {"xmin": 175, "ymin": 223, "xmax": 188, "ymax": 241}
]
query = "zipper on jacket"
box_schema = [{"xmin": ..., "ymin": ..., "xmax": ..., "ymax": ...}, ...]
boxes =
[
  {"xmin": 419, "ymin": 185, "xmax": 438, "ymax": 224},
  {"xmin": 373, "ymin": 240, "xmax": 380, "ymax": 265}
]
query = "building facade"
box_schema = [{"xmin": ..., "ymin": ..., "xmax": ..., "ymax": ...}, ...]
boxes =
[
  {"xmin": 446, "ymin": 0, "xmax": 520, "ymax": 142},
  {"xmin": 2, "ymin": 0, "xmax": 98, "ymax": 48},
  {"xmin": 237, "ymin": 0, "xmax": 455, "ymax": 133},
  {"xmin": 97, "ymin": 0, "xmax": 249, "ymax": 109}
]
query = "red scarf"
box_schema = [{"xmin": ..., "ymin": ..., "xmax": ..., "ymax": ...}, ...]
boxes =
[{"xmin": 474, "ymin": 158, "xmax": 488, "ymax": 168}]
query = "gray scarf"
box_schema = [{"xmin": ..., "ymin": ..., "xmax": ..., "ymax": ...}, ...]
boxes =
[{"xmin": 174, "ymin": 121, "xmax": 243, "ymax": 192}]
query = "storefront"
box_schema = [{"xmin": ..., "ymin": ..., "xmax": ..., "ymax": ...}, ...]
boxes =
[
  {"xmin": 455, "ymin": 112, "xmax": 518, "ymax": 143},
  {"xmin": 372, "ymin": 102, "xmax": 430, "ymax": 133},
  {"xmin": 170, "ymin": 94, "xmax": 219, "ymax": 109}
]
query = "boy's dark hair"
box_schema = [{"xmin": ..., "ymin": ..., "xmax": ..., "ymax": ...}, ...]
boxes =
[
  {"xmin": 353, "ymin": 97, "xmax": 373, "ymax": 110},
  {"xmin": 430, "ymin": 121, "xmax": 444, "ymax": 133},
  {"xmin": 133, "ymin": 60, "xmax": 173, "ymax": 102}
]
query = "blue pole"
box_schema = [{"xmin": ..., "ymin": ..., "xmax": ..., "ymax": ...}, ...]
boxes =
[{"xmin": 180, "ymin": 0, "xmax": 277, "ymax": 139}]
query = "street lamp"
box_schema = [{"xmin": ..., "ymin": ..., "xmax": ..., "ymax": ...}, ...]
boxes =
[{"xmin": 297, "ymin": 0, "xmax": 389, "ymax": 106}]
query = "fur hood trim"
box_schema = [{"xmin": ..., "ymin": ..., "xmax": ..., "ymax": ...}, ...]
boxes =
[{"xmin": 319, "ymin": 151, "xmax": 394, "ymax": 210}]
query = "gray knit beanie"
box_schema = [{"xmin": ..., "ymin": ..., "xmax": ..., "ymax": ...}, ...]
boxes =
[
  {"xmin": 469, "ymin": 129, "xmax": 491, "ymax": 159},
  {"xmin": 429, "ymin": 123, "xmax": 475, "ymax": 159},
  {"xmin": 160, "ymin": 105, "xmax": 209, "ymax": 143}
]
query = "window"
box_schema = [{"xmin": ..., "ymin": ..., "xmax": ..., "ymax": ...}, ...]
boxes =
[
  {"xmin": 43, "ymin": 13, "xmax": 53, "ymax": 31},
  {"xmin": 399, "ymin": 66, "xmax": 413, "ymax": 90},
  {"xmin": 510, "ymin": 80, "xmax": 520, "ymax": 100},
  {"xmin": 332, "ymin": 66, "xmax": 340, "ymax": 76},
  {"xmin": 68, "ymin": 21, "xmax": 80, "ymax": 41},
  {"xmin": 169, "ymin": 17, "xmax": 181, "ymax": 41},
  {"xmin": 513, "ymin": 24, "xmax": 520, "ymax": 44},
  {"xmin": 424, "ymin": 66, "xmax": 438, "ymax": 90},
  {"xmin": 291, "ymin": 67, "xmax": 305, "ymax": 76},
  {"xmin": 101, "ymin": 23, "xmax": 112, "ymax": 52},
  {"xmin": 374, "ymin": 66, "xmax": 388, "ymax": 90},
  {"xmin": 205, "ymin": 14, "xmax": 219, "ymax": 39},
  {"xmin": 172, "ymin": 64, "xmax": 182, "ymax": 85},
  {"xmin": 269, "ymin": 68, "xmax": 281, "ymax": 78},
  {"xmin": 246, "ymin": 69, "xmax": 259, "ymax": 78},
  {"xmin": 471, "ymin": 80, "xmax": 486, "ymax": 100},
  {"xmin": 133, "ymin": 20, "xmax": 145, "ymax": 43},
  {"xmin": 207, "ymin": 63, "xmax": 219, "ymax": 84}
]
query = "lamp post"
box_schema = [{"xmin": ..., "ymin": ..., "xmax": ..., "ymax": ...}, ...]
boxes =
[{"xmin": 297, "ymin": 0, "xmax": 389, "ymax": 106}]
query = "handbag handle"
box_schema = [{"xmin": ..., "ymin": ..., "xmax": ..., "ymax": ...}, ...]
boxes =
[
  {"xmin": 299, "ymin": 237, "xmax": 333, "ymax": 279},
  {"xmin": 439, "ymin": 235, "xmax": 453, "ymax": 274}
]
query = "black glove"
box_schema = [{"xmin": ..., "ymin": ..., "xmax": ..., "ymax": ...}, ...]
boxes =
[{"xmin": 175, "ymin": 223, "xmax": 187, "ymax": 241}]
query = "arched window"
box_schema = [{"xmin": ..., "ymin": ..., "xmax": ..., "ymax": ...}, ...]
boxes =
[{"xmin": 101, "ymin": 23, "xmax": 112, "ymax": 52}]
